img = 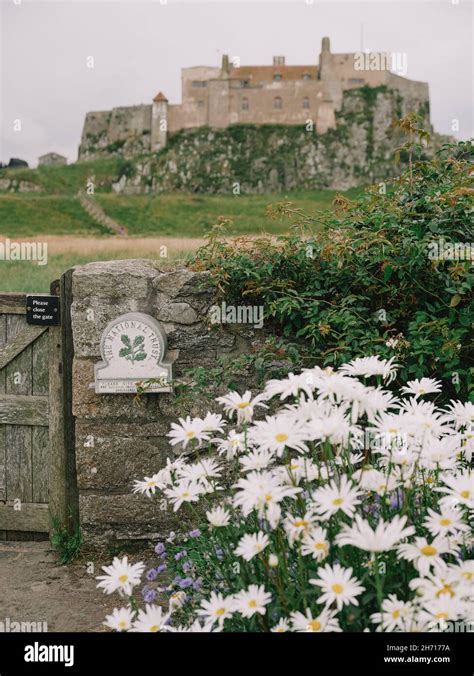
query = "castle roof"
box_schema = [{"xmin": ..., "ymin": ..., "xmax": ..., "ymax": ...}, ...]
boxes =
[
  {"xmin": 229, "ymin": 65, "xmax": 319, "ymax": 83},
  {"xmin": 153, "ymin": 91, "xmax": 168, "ymax": 102}
]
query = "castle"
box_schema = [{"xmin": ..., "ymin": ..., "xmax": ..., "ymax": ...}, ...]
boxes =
[{"xmin": 79, "ymin": 37, "xmax": 429, "ymax": 160}]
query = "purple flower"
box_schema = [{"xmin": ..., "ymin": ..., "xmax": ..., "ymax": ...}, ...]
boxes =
[
  {"xmin": 174, "ymin": 550, "xmax": 187, "ymax": 561},
  {"xmin": 146, "ymin": 568, "xmax": 158, "ymax": 581},
  {"xmin": 142, "ymin": 587, "xmax": 157, "ymax": 603},
  {"xmin": 182, "ymin": 560, "xmax": 193, "ymax": 573},
  {"xmin": 155, "ymin": 542, "xmax": 166, "ymax": 555},
  {"xmin": 193, "ymin": 579, "xmax": 203, "ymax": 591},
  {"xmin": 178, "ymin": 577, "xmax": 194, "ymax": 589},
  {"xmin": 189, "ymin": 529, "xmax": 201, "ymax": 538},
  {"xmin": 214, "ymin": 547, "xmax": 224, "ymax": 560},
  {"xmin": 156, "ymin": 563, "xmax": 167, "ymax": 574},
  {"xmin": 173, "ymin": 575, "xmax": 182, "ymax": 585}
]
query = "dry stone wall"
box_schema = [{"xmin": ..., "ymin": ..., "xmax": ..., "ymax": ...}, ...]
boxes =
[{"xmin": 70, "ymin": 260, "xmax": 254, "ymax": 546}]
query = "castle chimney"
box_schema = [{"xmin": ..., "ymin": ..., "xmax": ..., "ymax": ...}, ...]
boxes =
[
  {"xmin": 273, "ymin": 56, "xmax": 286, "ymax": 66},
  {"xmin": 221, "ymin": 54, "xmax": 230, "ymax": 74},
  {"xmin": 321, "ymin": 37, "xmax": 330, "ymax": 53}
]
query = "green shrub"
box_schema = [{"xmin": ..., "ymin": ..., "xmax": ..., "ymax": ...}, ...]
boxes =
[{"xmin": 192, "ymin": 135, "xmax": 474, "ymax": 402}]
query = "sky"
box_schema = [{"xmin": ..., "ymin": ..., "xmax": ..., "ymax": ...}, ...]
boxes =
[{"xmin": 0, "ymin": 0, "xmax": 472, "ymax": 166}]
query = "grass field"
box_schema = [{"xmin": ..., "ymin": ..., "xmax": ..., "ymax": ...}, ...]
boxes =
[
  {"xmin": 0, "ymin": 188, "xmax": 362, "ymax": 238},
  {"xmin": 0, "ymin": 162, "xmax": 363, "ymax": 292}
]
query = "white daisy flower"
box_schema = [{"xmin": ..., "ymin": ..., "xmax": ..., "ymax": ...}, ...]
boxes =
[
  {"xmin": 103, "ymin": 607, "xmax": 135, "ymax": 632},
  {"xmin": 131, "ymin": 604, "xmax": 170, "ymax": 632},
  {"xmin": 370, "ymin": 594, "xmax": 414, "ymax": 632},
  {"xmin": 198, "ymin": 592, "xmax": 235, "ymax": 627},
  {"xmin": 216, "ymin": 390, "xmax": 267, "ymax": 424},
  {"xmin": 132, "ymin": 473, "xmax": 166, "ymax": 497},
  {"xmin": 206, "ymin": 506, "xmax": 231, "ymax": 527},
  {"xmin": 336, "ymin": 515, "xmax": 415, "ymax": 552},
  {"xmin": 167, "ymin": 416, "xmax": 210, "ymax": 449},
  {"xmin": 271, "ymin": 618, "xmax": 291, "ymax": 633},
  {"xmin": 212, "ymin": 430, "xmax": 246, "ymax": 460},
  {"xmin": 164, "ymin": 480, "xmax": 205, "ymax": 511},
  {"xmin": 444, "ymin": 400, "xmax": 474, "ymax": 429},
  {"xmin": 312, "ymin": 475, "xmax": 361, "ymax": 520},
  {"xmin": 310, "ymin": 563, "xmax": 365, "ymax": 610},
  {"xmin": 233, "ymin": 585, "xmax": 272, "ymax": 618},
  {"xmin": 423, "ymin": 506, "xmax": 469, "ymax": 537},
  {"xmin": 239, "ymin": 449, "xmax": 276, "ymax": 472},
  {"xmin": 176, "ymin": 458, "xmax": 222, "ymax": 483},
  {"xmin": 234, "ymin": 531, "xmax": 270, "ymax": 561},
  {"xmin": 401, "ymin": 378, "xmax": 442, "ymax": 398},
  {"xmin": 249, "ymin": 415, "xmax": 310, "ymax": 456},
  {"xmin": 301, "ymin": 526, "xmax": 330, "ymax": 561},
  {"xmin": 290, "ymin": 606, "xmax": 342, "ymax": 632},
  {"xmin": 96, "ymin": 556, "xmax": 146, "ymax": 597},
  {"xmin": 435, "ymin": 470, "xmax": 474, "ymax": 509},
  {"xmin": 339, "ymin": 356, "xmax": 399, "ymax": 383},
  {"xmin": 284, "ymin": 510, "xmax": 319, "ymax": 546},
  {"xmin": 201, "ymin": 412, "xmax": 226, "ymax": 433},
  {"xmin": 397, "ymin": 536, "xmax": 459, "ymax": 577},
  {"xmin": 233, "ymin": 470, "xmax": 301, "ymax": 520},
  {"xmin": 167, "ymin": 619, "xmax": 219, "ymax": 633}
]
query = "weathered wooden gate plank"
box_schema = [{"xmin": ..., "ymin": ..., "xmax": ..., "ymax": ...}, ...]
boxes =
[
  {"xmin": 0, "ymin": 294, "xmax": 26, "ymax": 315},
  {"xmin": 0, "ymin": 315, "xmax": 6, "ymax": 506},
  {"xmin": 0, "ymin": 325, "xmax": 47, "ymax": 371},
  {"xmin": 32, "ymin": 426, "xmax": 49, "ymax": 503},
  {"xmin": 6, "ymin": 425, "xmax": 33, "ymax": 502},
  {"xmin": 0, "ymin": 394, "xmax": 49, "ymax": 425},
  {"xmin": 32, "ymin": 330, "xmax": 49, "ymax": 396},
  {"xmin": 6, "ymin": 315, "xmax": 33, "ymax": 395},
  {"xmin": 0, "ymin": 502, "xmax": 49, "ymax": 532}
]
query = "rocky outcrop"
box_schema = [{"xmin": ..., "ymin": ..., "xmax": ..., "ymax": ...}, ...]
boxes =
[{"xmin": 99, "ymin": 87, "xmax": 443, "ymax": 194}]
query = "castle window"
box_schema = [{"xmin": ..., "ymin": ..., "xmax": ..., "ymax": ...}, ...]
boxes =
[
  {"xmin": 302, "ymin": 97, "xmax": 310, "ymax": 109},
  {"xmin": 241, "ymin": 80, "xmax": 250, "ymax": 88},
  {"xmin": 273, "ymin": 96, "xmax": 283, "ymax": 110},
  {"xmin": 242, "ymin": 97, "xmax": 249, "ymax": 111},
  {"xmin": 303, "ymin": 73, "xmax": 311, "ymax": 80},
  {"xmin": 274, "ymin": 73, "xmax": 282, "ymax": 81},
  {"xmin": 191, "ymin": 81, "xmax": 207, "ymax": 88}
]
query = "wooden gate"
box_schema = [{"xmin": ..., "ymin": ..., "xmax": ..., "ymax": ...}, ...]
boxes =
[{"xmin": 0, "ymin": 274, "xmax": 76, "ymax": 540}]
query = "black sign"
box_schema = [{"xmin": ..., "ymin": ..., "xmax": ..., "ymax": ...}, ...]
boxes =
[{"xmin": 26, "ymin": 295, "xmax": 60, "ymax": 326}]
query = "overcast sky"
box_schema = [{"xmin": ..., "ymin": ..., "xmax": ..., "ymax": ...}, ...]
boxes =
[{"xmin": 0, "ymin": 0, "xmax": 472, "ymax": 166}]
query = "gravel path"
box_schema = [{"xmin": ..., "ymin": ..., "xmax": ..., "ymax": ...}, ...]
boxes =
[{"xmin": 0, "ymin": 541, "xmax": 117, "ymax": 632}]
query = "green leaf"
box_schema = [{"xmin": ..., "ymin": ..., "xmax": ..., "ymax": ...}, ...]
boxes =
[
  {"xmin": 121, "ymin": 334, "xmax": 131, "ymax": 346},
  {"xmin": 133, "ymin": 336, "xmax": 145, "ymax": 347},
  {"xmin": 450, "ymin": 294, "xmax": 462, "ymax": 307},
  {"xmin": 119, "ymin": 347, "xmax": 131, "ymax": 357}
]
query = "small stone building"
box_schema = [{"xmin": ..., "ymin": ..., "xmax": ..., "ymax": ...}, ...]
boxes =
[{"xmin": 38, "ymin": 152, "xmax": 67, "ymax": 167}]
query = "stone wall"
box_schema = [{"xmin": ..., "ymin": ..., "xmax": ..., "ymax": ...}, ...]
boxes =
[{"xmin": 70, "ymin": 260, "xmax": 252, "ymax": 546}]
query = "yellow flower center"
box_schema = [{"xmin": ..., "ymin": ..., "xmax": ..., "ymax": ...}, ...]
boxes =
[
  {"xmin": 436, "ymin": 585, "xmax": 455, "ymax": 598},
  {"xmin": 118, "ymin": 620, "xmax": 127, "ymax": 629},
  {"xmin": 147, "ymin": 481, "xmax": 156, "ymax": 487},
  {"xmin": 275, "ymin": 433, "xmax": 289, "ymax": 443},
  {"xmin": 216, "ymin": 608, "xmax": 226, "ymax": 616},
  {"xmin": 265, "ymin": 494, "xmax": 273, "ymax": 502},
  {"xmin": 460, "ymin": 490, "xmax": 470, "ymax": 499},
  {"xmin": 182, "ymin": 491, "xmax": 190, "ymax": 498},
  {"xmin": 238, "ymin": 402, "xmax": 250, "ymax": 409},
  {"xmin": 426, "ymin": 477, "xmax": 434, "ymax": 484},
  {"xmin": 388, "ymin": 428, "xmax": 398, "ymax": 434},
  {"xmin": 308, "ymin": 620, "xmax": 322, "ymax": 631},
  {"xmin": 118, "ymin": 575, "xmax": 129, "ymax": 584},
  {"xmin": 149, "ymin": 624, "xmax": 160, "ymax": 632},
  {"xmin": 332, "ymin": 583, "xmax": 344, "ymax": 594},
  {"xmin": 186, "ymin": 431, "xmax": 195, "ymax": 438},
  {"xmin": 392, "ymin": 610, "xmax": 400, "ymax": 619},
  {"xmin": 315, "ymin": 542, "xmax": 327, "ymax": 550},
  {"xmin": 248, "ymin": 600, "xmax": 257, "ymax": 608},
  {"xmin": 436, "ymin": 613, "xmax": 449, "ymax": 620},
  {"xmin": 332, "ymin": 497, "xmax": 344, "ymax": 506},
  {"xmin": 440, "ymin": 518, "xmax": 451, "ymax": 526},
  {"xmin": 421, "ymin": 545, "xmax": 437, "ymax": 556},
  {"xmin": 462, "ymin": 572, "xmax": 473, "ymax": 580},
  {"xmin": 294, "ymin": 519, "xmax": 309, "ymax": 528}
]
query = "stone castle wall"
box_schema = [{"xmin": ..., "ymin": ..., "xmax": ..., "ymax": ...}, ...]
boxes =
[{"xmin": 70, "ymin": 260, "xmax": 255, "ymax": 546}]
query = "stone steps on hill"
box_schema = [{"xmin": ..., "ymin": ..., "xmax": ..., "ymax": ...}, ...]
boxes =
[{"xmin": 77, "ymin": 190, "xmax": 128, "ymax": 236}]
